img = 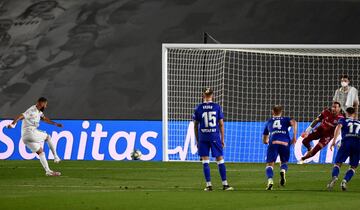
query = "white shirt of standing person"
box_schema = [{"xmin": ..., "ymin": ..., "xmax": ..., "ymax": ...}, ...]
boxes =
[
  {"xmin": 333, "ymin": 76, "xmax": 359, "ymax": 112},
  {"xmin": 21, "ymin": 105, "xmax": 45, "ymax": 136}
]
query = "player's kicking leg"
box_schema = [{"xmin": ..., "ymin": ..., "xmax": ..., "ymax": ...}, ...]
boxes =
[
  {"xmin": 45, "ymin": 134, "xmax": 61, "ymax": 163},
  {"xmin": 24, "ymin": 135, "xmax": 61, "ymax": 176}
]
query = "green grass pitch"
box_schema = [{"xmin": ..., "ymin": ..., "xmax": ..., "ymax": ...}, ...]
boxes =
[{"xmin": 1, "ymin": 160, "xmax": 360, "ymax": 210}]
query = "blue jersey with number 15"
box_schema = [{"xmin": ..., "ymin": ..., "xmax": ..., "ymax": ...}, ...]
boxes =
[
  {"xmin": 193, "ymin": 102, "xmax": 224, "ymax": 142},
  {"xmin": 263, "ymin": 117, "xmax": 292, "ymax": 143}
]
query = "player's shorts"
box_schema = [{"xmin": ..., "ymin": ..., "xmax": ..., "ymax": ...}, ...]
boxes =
[
  {"xmin": 198, "ymin": 139, "xmax": 223, "ymax": 158},
  {"xmin": 304, "ymin": 127, "xmax": 333, "ymax": 146},
  {"xmin": 335, "ymin": 140, "xmax": 360, "ymax": 167},
  {"xmin": 266, "ymin": 142, "xmax": 290, "ymax": 163},
  {"xmin": 22, "ymin": 129, "xmax": 49, "ymax": 153}
]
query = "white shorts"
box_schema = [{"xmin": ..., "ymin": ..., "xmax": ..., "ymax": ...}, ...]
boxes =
[{"xmin": 22, "ymin": 129, "xmax": 49, "ymax": 153}]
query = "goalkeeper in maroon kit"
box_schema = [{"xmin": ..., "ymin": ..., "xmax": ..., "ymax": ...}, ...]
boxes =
[{"xmin": 298, "ymin": 102, "xmax": 344, "ymax": 164}]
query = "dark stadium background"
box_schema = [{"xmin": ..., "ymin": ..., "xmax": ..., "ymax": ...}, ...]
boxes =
[{"xmin": 0, "ymin": 0, "xmax": 359, "ymax": 120}]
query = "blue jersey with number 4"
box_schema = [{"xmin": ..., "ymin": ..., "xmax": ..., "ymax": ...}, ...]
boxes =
[
  {"xmin": 339, "ymin": 118, "xmax": 360, "ymax": 141},
  {"xmin": 263, "ymin": 117, "xmax": 292, "ymax": 143},
  {"xmin": 193, "ymin": 102, "xmax": 224, "ymax": 142}
]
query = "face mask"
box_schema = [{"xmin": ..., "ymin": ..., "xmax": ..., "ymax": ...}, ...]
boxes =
[{"xmin": 341, "ymin": 82, "xmax": 349, "ymax": 87}]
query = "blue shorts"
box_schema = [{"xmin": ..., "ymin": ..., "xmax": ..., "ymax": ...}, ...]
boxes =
[
  {"xmin": 198, "ymin": 140, "xmax": 223, "ymax": 158},
  {"xmin": 335, "ymin": 140, "xmax": 360, "ymax": 167},
  {"xmin": 266, "ymin": 143, "xmax": 290, "ymax": 163}
]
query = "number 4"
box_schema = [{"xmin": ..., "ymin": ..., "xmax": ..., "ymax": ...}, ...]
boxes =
[{"xmin": 273, "ymin": 120, "xmax": 282, "ymax": 129}]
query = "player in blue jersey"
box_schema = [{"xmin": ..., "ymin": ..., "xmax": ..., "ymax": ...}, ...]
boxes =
[
  {"xmin": 327, "ymin": 107, "xmax": 360, "ymax": 191},
  {"xmin": 263, "ymin": 105, "xmax": 297, "ymax": 190},
  {"xmin": 193, "ymin": 88, "xmax": 233, "ymax": 191}
]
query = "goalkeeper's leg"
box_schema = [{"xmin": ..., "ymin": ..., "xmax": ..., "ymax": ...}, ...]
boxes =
[
  {"xmin": 301, "ymin": 136, "xmax": 330, "ymax": 161},
  {"xmin": 302, "ymin": 131, "xmax": 321, "ymax": 152}
]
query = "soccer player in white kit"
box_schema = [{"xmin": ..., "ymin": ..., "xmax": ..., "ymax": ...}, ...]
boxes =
[{"xmin": 7, "ymin": 97, "xmax": 63, "ymax": 176}]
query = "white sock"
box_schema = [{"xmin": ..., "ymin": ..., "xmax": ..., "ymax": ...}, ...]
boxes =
[
  {"xmin": 206, "ymin": 182, "xmax": 212, "ymax": 187},
  {"xmin": 222, "ymin": 180, "xmax": 228, "ymax": 186},
  {"xmin": 38, "ymin": 152, "xmax": 51, "ymax": 172},
  {"xmin": 46, "ymin": 138, "xmax": 58, "ymax": 158}
]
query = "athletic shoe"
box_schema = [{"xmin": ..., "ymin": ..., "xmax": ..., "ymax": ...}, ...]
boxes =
[
  {"xmin": 204, "ymin": 186, "xmax": 213, "ymax": 191},
  {"xmin": 54, "ymin": 156, "xmax": 61, "ymax": 164},
  {"xmin": 327, "ymin": 176, "xmax": 338, "ymax": 190},
  {"xmin": 223, "ymin": 185, "xmax": 234, "ymax": 191},
  {"xmin": 297, "ymin": 159, "xmax": 304, "ymax": 165},
  {"xmin": 266, "ymin": 178, "xmax": 273, "ymax": 190},
  {"xmin": 46, "ymin": 171, "xmax": 61, "ymax": 176},
  {"xmin": 280, "ymin": 171, "xmax": 286, "ymax": 186},
  {"xmin": 341, "ymin": 180, "xmax": 347, "ymax": 191}
]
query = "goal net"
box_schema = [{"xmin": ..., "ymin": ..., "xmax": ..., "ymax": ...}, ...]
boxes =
[{"xmin": 162, "ymin": 44, "xmax": 360, "ymax": 163}]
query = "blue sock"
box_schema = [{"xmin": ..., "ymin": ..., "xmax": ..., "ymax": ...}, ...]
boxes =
[
  {"xmin": 332, "ymin": 165, "xmax": 340, "ymax": 178},
  {"xmin": 202, "ymin": 160, "xmax": 211, "ymax": 182},
  {"xmin": 280, "ymin": 163, "xmax": 288, "ymax": 172},
  {"xmin": 266, "ymin": 166, "xmax": 273, "ymax": 179},
  {"xmin": 217, "ymin": 160, "xmax": 227, "ymax": 182},
  {"xmin": 344, "ymin": 169, "xmax": 355, "ymax": 182}
]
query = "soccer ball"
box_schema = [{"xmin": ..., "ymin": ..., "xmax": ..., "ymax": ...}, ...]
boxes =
[{"xmin": 131, "ymin": 149, "xmax": 142, "ymax": 160}]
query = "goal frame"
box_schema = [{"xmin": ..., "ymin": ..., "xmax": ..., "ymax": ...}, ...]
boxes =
[{"xmin": 162, "ymin": 43, "xmax": 360, "ymax": 162}]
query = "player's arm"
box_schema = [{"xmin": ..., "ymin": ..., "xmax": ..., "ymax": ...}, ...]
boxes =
[
  {"xmin": 219, "ymin": 119, "xmax": 225, "ymax": 148},
  {"xmin": 7, "ymin": 114, "xmax": 24, "ymax": 128},
  {"xmin": 262, "ymin": 123, "xmax": 269, "ymax": 144},
  {"xmin": 330, "ymin": 124, "xmax": 342, "ymax": 151},
  {"xmin": 41, "ymin": 116, "xmax": 63, "ymax": 127},
  {"xmin": 302, "ymin": 117, "xmax": 321, "ymax": 137},
  {"xmin": 290, "ymin": 119, "xmax": 298, "ymax": 144},
  {"xmin": 307, "ymin": 118, "xmax": 320, "ymax": 132},
  {"xmin": 194, "ymin": 120, "xmax": 199, "ymax": 146},
  {"xmin": 262, "ymin": 135, "xmax": 269, "ymax": 145}
]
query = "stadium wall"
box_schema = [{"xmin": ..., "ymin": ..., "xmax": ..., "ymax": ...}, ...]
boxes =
[{"xmin": 0, "ymin": 119, "xmax": 341, "ymax": 163}]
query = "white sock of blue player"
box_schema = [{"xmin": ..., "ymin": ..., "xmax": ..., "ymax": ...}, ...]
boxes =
[
  {"xmin": 217, "ymin": 159, "xmax": 228, "ymax": 186},
  {"xmin": 332, "ymin": 165, "xmax": 340, "ymax": 178},
  {"xmin": 265, "ymin": 166, "xmax": 274, "ymax": 179},
  {"xmin": 280, "ymin": 163, "xmax": 288, "ymax": 173},
  {"xmin": 343, "ymin": 168, "xmax": 355, "ymax": 182},
  {"xmin": 38, "ymin": 152, "xmax": 51, "ymax": 172},
  {"xmin": 202, "ymin": 160, "xmax": 211, "ymax": 186}
]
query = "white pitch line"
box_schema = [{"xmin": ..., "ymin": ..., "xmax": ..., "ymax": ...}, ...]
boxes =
[{"xmin": 0, "ymin": 166, "xmax": 329, "ymax": 173}]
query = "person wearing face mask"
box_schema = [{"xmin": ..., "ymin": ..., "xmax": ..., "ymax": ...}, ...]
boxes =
[
  {"xmin": 7, "ymin": 97, "xmax": 63, "ymax": 176},
  {"xmin": 333, "ymin": 75, "xmax": 359, "ymax": 118}
]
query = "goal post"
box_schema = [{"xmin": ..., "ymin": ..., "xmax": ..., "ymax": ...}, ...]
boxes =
[{"xmin": 162, "ymin": 44, "xmax": 360, "ymax": 163}]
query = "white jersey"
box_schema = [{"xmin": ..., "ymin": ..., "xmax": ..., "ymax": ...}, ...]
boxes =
[{"xmin": 21, "ymin": 105, "xmax": 44, "ymax": 136}]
